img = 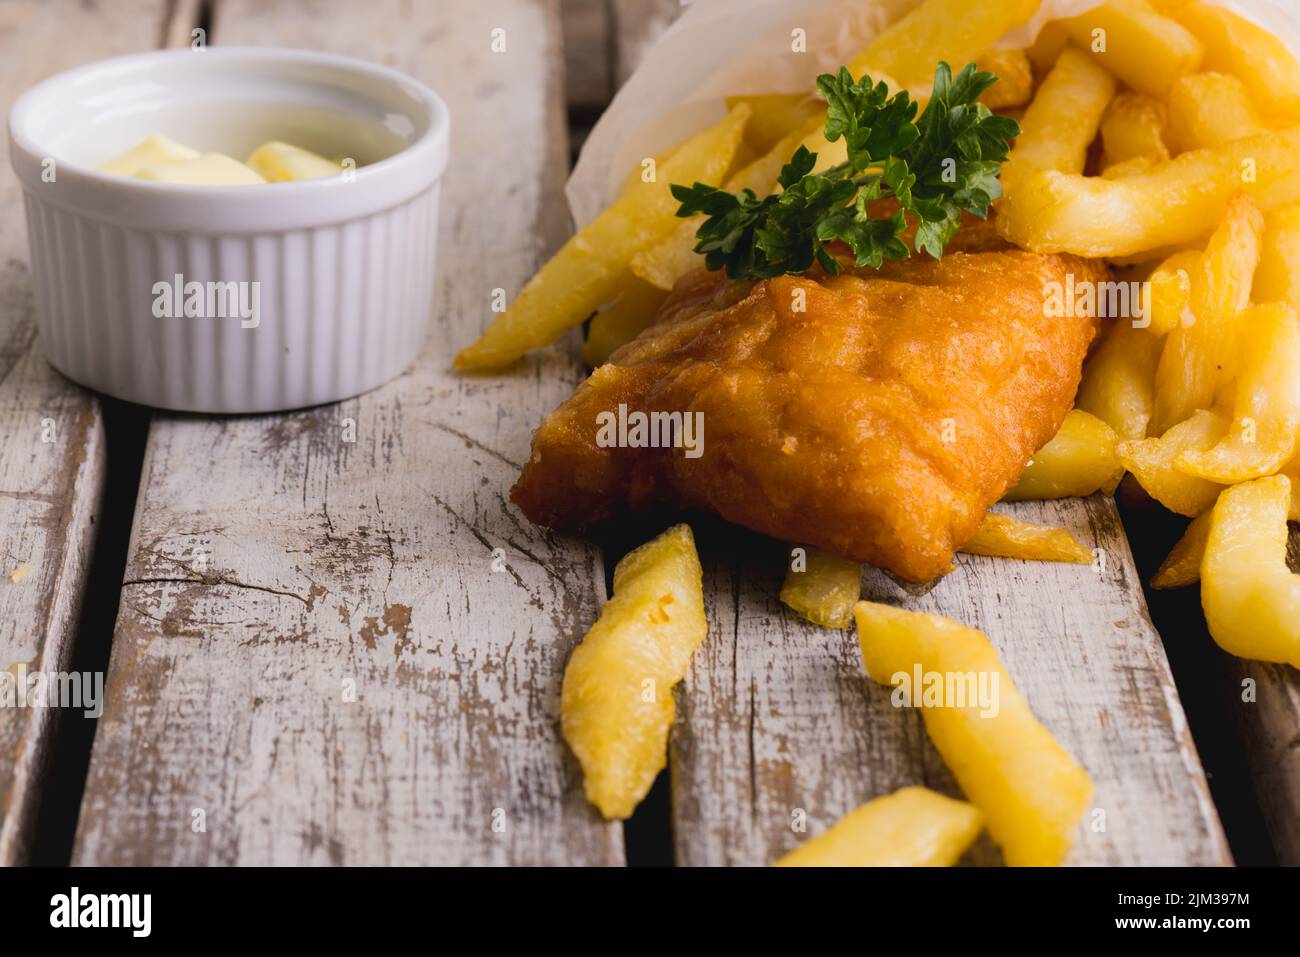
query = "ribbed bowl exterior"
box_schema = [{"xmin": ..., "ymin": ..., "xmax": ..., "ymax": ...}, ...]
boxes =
[{"xmin": 21, "ymin": 184, "xmax": 440, "ymax": 413}]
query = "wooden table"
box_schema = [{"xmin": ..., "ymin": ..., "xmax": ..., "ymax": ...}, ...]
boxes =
[{"xmin": 0, "ymin": 0, "xmax": 1295, "ymax": 867}]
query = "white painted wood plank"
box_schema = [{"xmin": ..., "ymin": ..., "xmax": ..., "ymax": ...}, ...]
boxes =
[
  {"xmin": 671, "ymin": 498, "xmax": 1231, "ymax": 865},
  {"xmin": 0, "ymin": 0, "xmax": 181, "ymax": 866},
  {"xmin": 72, "ymin": 0, "xmax": 621, "ymax": 866}
]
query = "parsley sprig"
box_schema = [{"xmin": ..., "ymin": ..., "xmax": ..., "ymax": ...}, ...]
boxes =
[{"xmin": 671, "ymin": 62, "xmax": 1020, "ymax": 280}]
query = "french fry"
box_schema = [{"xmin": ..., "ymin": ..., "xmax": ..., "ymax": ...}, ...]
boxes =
[
  {"xmin": 1117, "ymin": 409, "xmax": 1229, "ymax": 516},
  {"xmin": 960, "ymin": 513, "xmax": 1093, "ymax": 564},
  {"xmin": 976, "ymin": 48, "xmax": 1035, "ymax": 110},
  {"xmin": 1027, "ymin": 20, "xmax": 1070, "ymax": 76},
  {"xmin": 725, "ymin": 93, "xmax": 822, "ymax": 155},
  {"xmin": 1004, "ymin": 410, "xmax": 1124, "ymax": 501},
  {"xmin": 847, "ymin": 0, "xmax": 1041, "ymax": 89},
  {"xmin": 1167, "ymin": 72, "xmax": 1266, "ymax": 152},
  {"xmin": 1147, "ymin": 249, "xmax": 1199, "ymax": 336},
  {"xmin": 630, "ymin": 120, "xmax": 816, "ymax": 292},
  {"xmin": 1000, "ymin": 47, "xmax": 1117, "ymax": 194},
  {"xmin": 1076, "ymin": 322, "xmax": 1163, "ymax": 440},
  {"xmin": 1100, "ymin": 156, "xmax": 1159, "ymax": 179},
  {"xmin": 1175, "ymin": 303, "xmax": 1300, "ymax": 483},
  {"xmin": 854, "ymin": 602, "xmax": 1093, "ymax": 866},
  {"xmin": 1059, "ymin": 0, "xmax": 1203, "ymax": 96},
  {"xmin": 1100, "ymin": 92, "xmax": 1170, "ymax": 166},
  {"xmin": 1152, "ymin": 455, "xmax": 1300, "ymax": 588},
  {"xmin": 1172, "ymin": 1, "xmax": 1300, "ymax": 121},
  {"xmin": 780, "ymin": 547, "xmax": 861, "ymax": 630},
  {"xmin": 561, "ymin": 524, "xmax": 707, "ymax": 819},
  {"xmin": 1201, "ymin": 475, "xmax": 1300, "ymax": 667},
  {"xmin": 1150, "ymin": 510, "xmax": 1211, "ymax": 589},
  {"xmin": 774, "ymin": 786, "xmax": 983, "ymax": 867},
  {"xmin": 996, "ymin": 126, "xmax": 1300, "ymax": 258},
  {"xmin": 1151, "ymin": 193, "xmax": 1264, "ymax": 433},
  {"xmin": 581, "ymin": 277, "xmax": 670, "ymax": 367},
  {"xmin": 1254, "ymin": 203, "xmax": 1300, "ymax": 308},
  {"xmin": 455, "ymin": 105, "xmax": 750, "ymax": 369},
  {"xmin": 618, "ymin": 144, "xmax": 678, "ymax": 196}
]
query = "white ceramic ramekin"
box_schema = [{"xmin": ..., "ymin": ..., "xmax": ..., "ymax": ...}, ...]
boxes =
[{"xmin": 8, "ymin": 48, "xmax": 450, "ymax": 413}]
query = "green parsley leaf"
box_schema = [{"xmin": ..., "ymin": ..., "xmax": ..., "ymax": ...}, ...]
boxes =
[{"xmin": 672, "ymin": 61, "xmax": 1021, "ymax": 280}]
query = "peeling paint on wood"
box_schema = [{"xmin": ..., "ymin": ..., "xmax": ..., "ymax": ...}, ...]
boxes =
[
  {"xmin": 72, "ymin": 0, "xmax": 621, "ymax": 866},
  {"xmin": 670, "ymin": 499, "xmax": 1231, "ymax": 865},
  {"xmin": 0, "ymin": 0, "xmax": 177, "ymax": 865}
]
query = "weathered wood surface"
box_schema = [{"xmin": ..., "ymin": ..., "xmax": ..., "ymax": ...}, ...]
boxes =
[
  {"xmin": 576, "ymin": 0, "xmax": 1230, "ymax": 867},
  {"xmin": 0, "ymin": 0, "xmax": 193, "ymax": 865},
  {"xmin": 72, "ymin": 0, "xmax": 621, "ymax": 866},
  {"xmin": 671, "ymin": 500, "xmax": 1231, "ymax": 865}
]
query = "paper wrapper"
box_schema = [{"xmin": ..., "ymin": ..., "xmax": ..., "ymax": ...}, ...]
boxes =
[{"xmin": 568, "ymin": 0, "xmax": 1300, "ymax": 229}]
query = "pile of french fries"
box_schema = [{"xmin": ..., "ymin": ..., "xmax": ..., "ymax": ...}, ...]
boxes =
[
  {"xmin": 788, "ymin": 0, "xmax": 1300, "ymax": 672},
  {"xmin": 471, "ymin": 0, "xmax": 1300, "ymax": 865}
]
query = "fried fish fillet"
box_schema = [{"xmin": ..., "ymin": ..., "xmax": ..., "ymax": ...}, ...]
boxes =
[{"xmin": 512, "ymin": 245, "xmax": 1108, "ymax": 581}]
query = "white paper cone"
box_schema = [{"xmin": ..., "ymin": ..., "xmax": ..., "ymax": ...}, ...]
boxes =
[{"xmin": 567, "ymin": 0, "xmax": 1300, "ymax": 230}]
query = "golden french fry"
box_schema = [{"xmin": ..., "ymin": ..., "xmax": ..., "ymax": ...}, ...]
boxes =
[
  {"xmin": 1060, "ymin": 0, "xmax": 1203, "ymax": 96},
  {"xmin": 1100, "ymin": 156, "xmax": 1158, "ymax": 179},
  {"xmin": 630, "ymin": 120, "xmax": 817, "ymax": 292},
  {"xmin": 1172, "ymin": 1, "xmax": 1300, "ymax": 121},
  {"xmin": 1201, "ymin": 475, "xmax": 1300, "ymax": 667},
  {"xmin": 847, "ymin": 0, "xmax": 1041, "ymax": 89},
  {"xmin": 774, "ymin": 786, "xmax": 983, "ymax": 867},
  {"xmin": 618, "ymin": 144, "xmax": 678, "ymax": 196},
  {"xmin": 582, "ymin": 277, "xmax": 670, "ymax": 367},
  {"xmin": 455, "ymin": 105, "xmax": 750, "ymax": 369},
  {"xmin": 1147, "ymin": 249, "xmax": 1200, "ymax": 336},
  {"xmin": 1004, "ymin": 410, "xmax": 1124, "ymax": 501},
  {"xmin": 1076, "ymin": 322, "xmax": 1164, "ymax": 440},
  {"xmin": 561, "ymin": 524, "xmax": 707, "ymax": 820},
  {"xmin": 1027, "ymin": 20, "xmax": 1070, "ymax": 75},
  {"xmin": 1150, "ymin": 511, "xmax": 1212, "ymax": 589},
  {"xmin": 1283, "ymin": 456, "xmax": 1300, "ymax": 521},
  {"xmin": 1151, "ymin": 455, "xmax": 1300, "ymax": 588},
  {"xmin": 1100, "ymin": 92, "xmax": 1170, "ymax": 165},
  {"xmin": 1254, "ymin": 203, "xmax": 1300, "ymax": 308},
  {"xmin": 855, "ymin": 602, "xmax": 1093, "ymax": 866},
  {"xmin": 780, "ymin": 547, "xmax": 861, "ymax": 630},
  {"xmin": 996, "ymin": 126, "xmax": 1300, "ymax": 258},
  {"xmin": 725, "ymin": 93, "xmax": 823, "ymax": 155},
  {"xmin": 1167, "ymin": 72, "xmax": 1266, "ymax": 152},
  {"xmin": 976, "ymin": 48, "xmax": 1035, "ymax": 109},
  {"xmin": 1001, "ymin": 47, "xmax": 1117, "ymax": 194},
  {"xmin": 1118, "ymin": 409, "xmax": 1229, "ymax": 516},
  {"xmin": 960, "ymin": 513, "xmax": 1093, "ymax": 564},
  {"xmin": 1151, "ymin": 193, "xmax": 1264, "ymax": 433},
  {"xmin": 1176, "ymin": 303, "xmax": 1300, "ymax": 482}
]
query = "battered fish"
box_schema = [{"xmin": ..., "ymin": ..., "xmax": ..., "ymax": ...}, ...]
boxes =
[{"xmin": 512, "ymin": 244, "xmax": 1108, "ymax": 581}]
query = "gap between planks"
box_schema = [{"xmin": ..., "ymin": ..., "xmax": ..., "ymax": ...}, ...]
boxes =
[
  {"xmin": 71, "ymin": 0, "xmax": 622, "ymax": 867},
  {"xmin": 0, "ymin": 0, "xmax": 203, "ymax": 867}
]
